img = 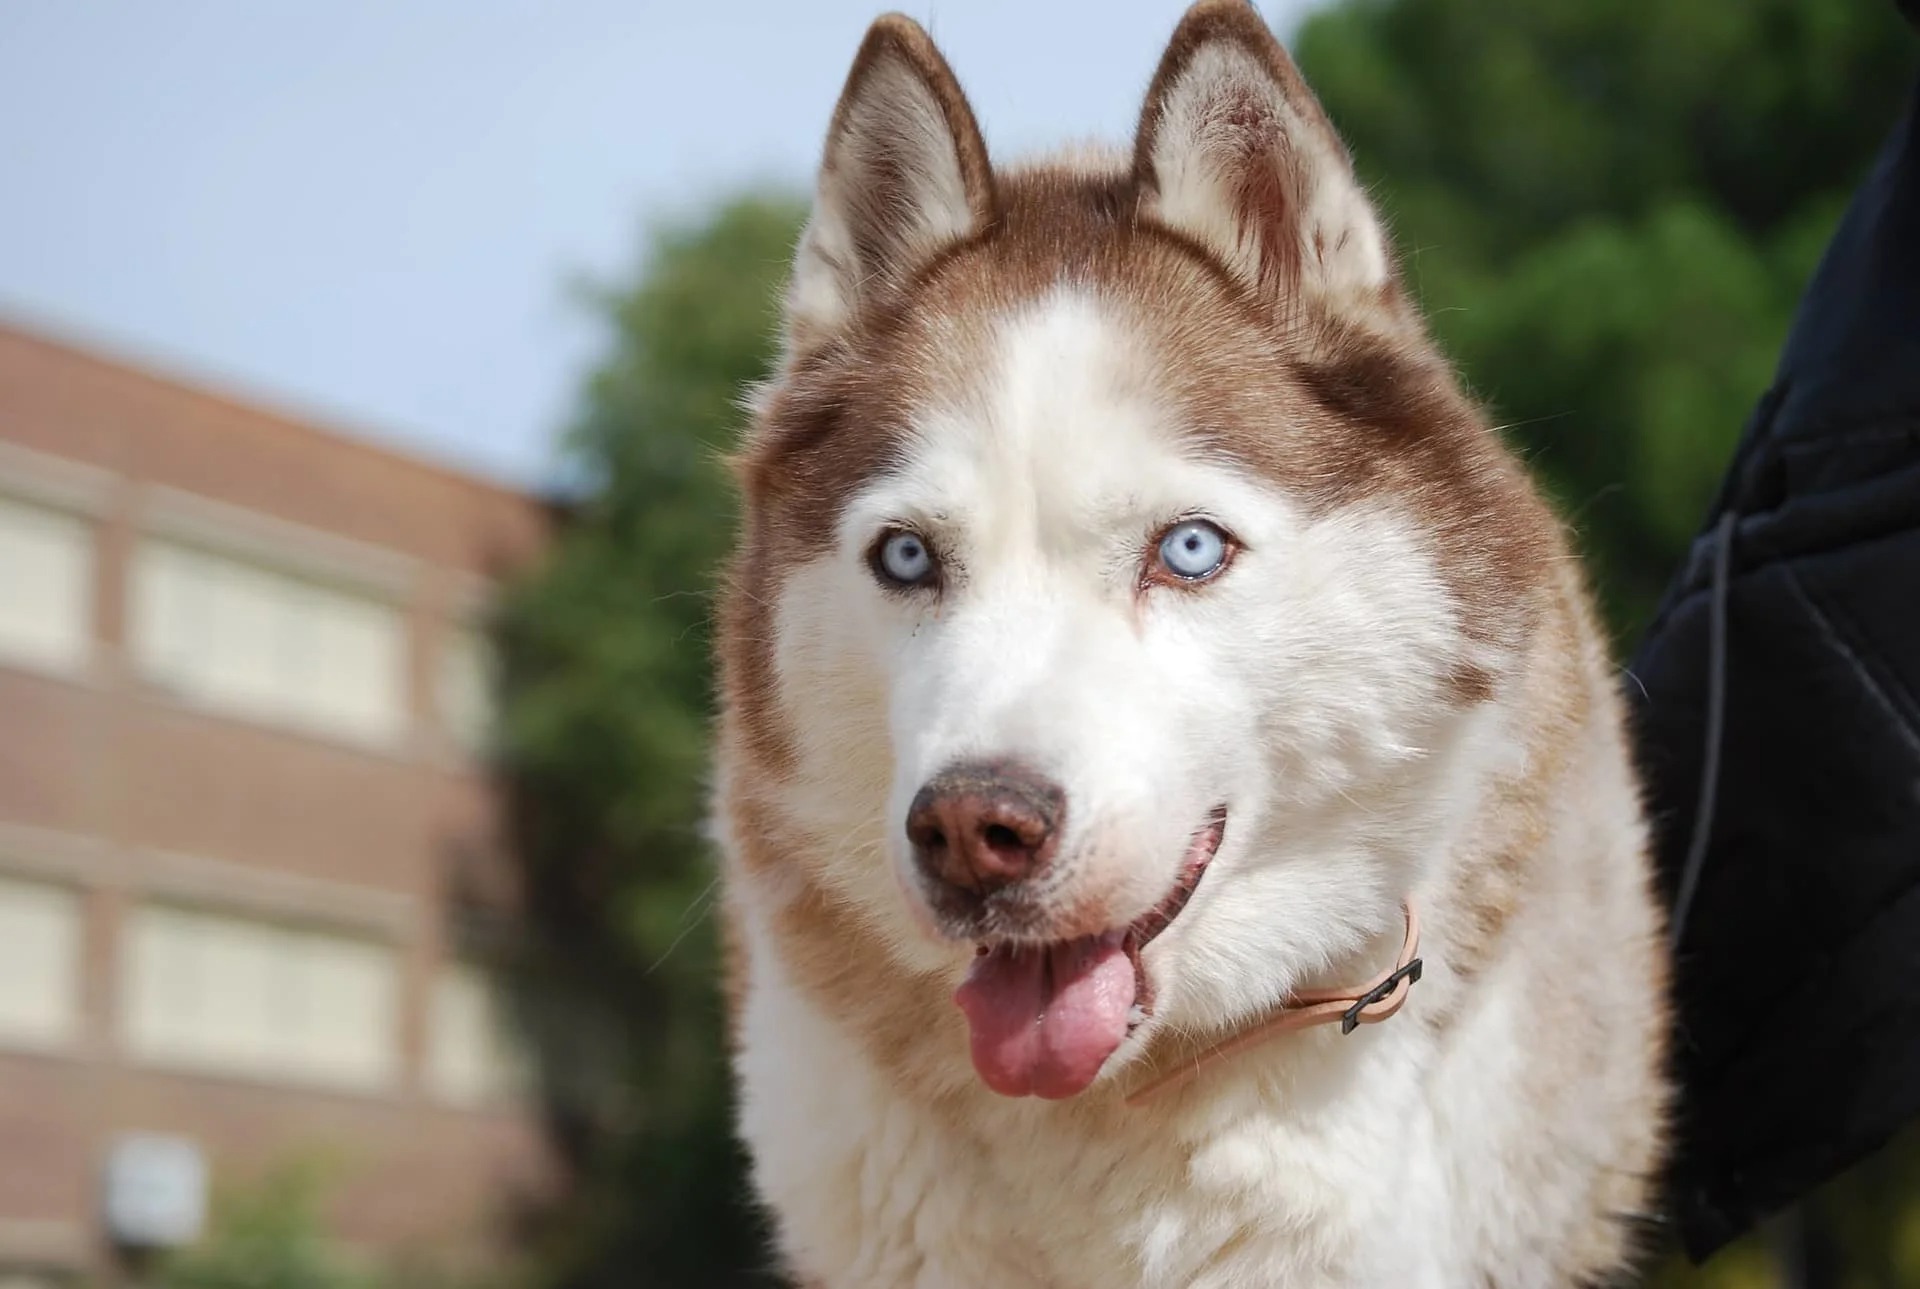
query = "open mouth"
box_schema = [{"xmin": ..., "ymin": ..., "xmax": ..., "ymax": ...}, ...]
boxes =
[{"xmin": 952, "ymin": 806, "xmax": 1227, "ymax": 1100}]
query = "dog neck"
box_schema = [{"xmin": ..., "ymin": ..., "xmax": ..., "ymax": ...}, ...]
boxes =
[{"xmin": 1122, "ymin": 902, "xmax": 1423, "ymax": 1106}]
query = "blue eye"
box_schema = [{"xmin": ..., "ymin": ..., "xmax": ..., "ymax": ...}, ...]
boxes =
[
  {"xmin": 1157, "ymin": 520, "xmax": 1230, "ymax": 581},
  {"xmin": 875, "ymin": 530, "xmax": 936, "ymax": 587}
]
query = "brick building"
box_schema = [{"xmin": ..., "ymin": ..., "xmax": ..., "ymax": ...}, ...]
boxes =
[{"xmin": 0, "ymin": 319, "xmax": 557, "ymax": 1284}]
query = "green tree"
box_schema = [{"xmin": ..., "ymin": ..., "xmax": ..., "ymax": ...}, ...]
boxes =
[
  {"xmin": 1296, "ymin": 0, "xmax": 1913, "ymax": 639},
  {"xmin": 153, "ymin": 1160, "xmax": 514, "ymax": 1289},
  {"xmin": 495, "ymin": 195, "xmax": 805, "ymax": 1288},
  {"xmin": 156, "ymin": 1163, "xmax": 375, "ymax": 1289}
]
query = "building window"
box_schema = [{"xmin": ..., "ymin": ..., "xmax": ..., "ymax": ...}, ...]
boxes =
[
  {"xmin": 0, "ymin": 494, "xmax": 92, "ymax": 676},
  {"xmin": 121, "ymin": 905, "xmax": 399, "ymax": 1091},
  {"xmin": 427, "ymin": 963, "xmax": 526, "ymax": 1105},
  {"xmin": 0, "ymin": 876, "xmax": 82, "ymax": 1050},
  {"xmin": 131, "ymin": 540, "xmax": 406, "ymax": 746},
  {"xmin": 437, "ymin": 626, "xmax": 495, "ymax": 750}
]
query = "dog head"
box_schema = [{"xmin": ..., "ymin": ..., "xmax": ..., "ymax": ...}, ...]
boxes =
[{"xmin": 721, "ymin": 1, "xmax": 1551, "ymax": 1100}]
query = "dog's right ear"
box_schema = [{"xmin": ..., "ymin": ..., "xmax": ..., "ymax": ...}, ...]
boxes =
[{"xmin": 783, "ymin": 15, "xmax": 995, "ymax": 360}]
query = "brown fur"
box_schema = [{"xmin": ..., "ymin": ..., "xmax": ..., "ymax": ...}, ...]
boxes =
[{"xmin": 718, "ymin": 5, "xmax": 1670, "ymax": 1281}]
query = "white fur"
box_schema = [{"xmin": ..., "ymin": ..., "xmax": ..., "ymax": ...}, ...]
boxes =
[
  {"xmin": 771, "ymin": 292, "xmax": 1472, "ymax": 1015},
  {"xmin": 724, "ymin": 15, "xmax": 1663, "ymax": 1281},
  {"xmin": 724, "ymin": 290, "xmax": 1657, "ymax": 1284}
]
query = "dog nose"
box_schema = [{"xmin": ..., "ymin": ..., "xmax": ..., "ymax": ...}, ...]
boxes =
[{"xmin": 906, "ymin": 761, "xmax": 1063, "ymax": 895}]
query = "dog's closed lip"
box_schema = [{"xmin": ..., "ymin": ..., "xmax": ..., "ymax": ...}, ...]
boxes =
[{"xmin": 1124, "ymin": 805, "xmax": 1227, "ymax": 1023}]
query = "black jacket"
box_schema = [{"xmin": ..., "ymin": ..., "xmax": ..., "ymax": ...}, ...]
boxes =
[{"xmin": 1629, "ymin": 39, "xmax": 1920, "ymax": 1260}]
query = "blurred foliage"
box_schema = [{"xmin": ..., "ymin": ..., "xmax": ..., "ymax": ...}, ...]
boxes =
[
  {"xmin": 1296, "ymin": 0, "xmax": 1914, "ymax": 639},
  {"xmin": 151, "ymin": 1161, "xmax": 516, "ymax": 1289},
  {"xmin": 154, "ymin": 1163, "xmax": 375, "ymax": 1289},
  {"xmin": 494, "ymin": 196, "xmax": 804, "ymax": 1289},
  {"xmin": 492, "ymin": 1, "xmax": 1917, "ymax": 1286}
]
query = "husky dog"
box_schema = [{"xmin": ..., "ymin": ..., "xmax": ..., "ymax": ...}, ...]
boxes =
[{"xmin": 713, "ymin": 3, "xmax": 1670, "ymax": 1284}]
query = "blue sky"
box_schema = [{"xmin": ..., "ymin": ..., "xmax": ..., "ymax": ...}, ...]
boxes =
[{"xmin": 0, "ymin": 2, "xmax": 1315, "ymax": 489}]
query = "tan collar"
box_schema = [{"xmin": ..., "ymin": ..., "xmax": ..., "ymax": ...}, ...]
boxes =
[{"xmin": 1124, "ymin": 901, "xmax": 1424, "ymax": 1106}]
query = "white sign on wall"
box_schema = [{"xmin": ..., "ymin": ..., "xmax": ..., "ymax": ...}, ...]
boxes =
[{"xmin": 102, "ymin": 1133, "xmax": 208, "ymax": 1249}]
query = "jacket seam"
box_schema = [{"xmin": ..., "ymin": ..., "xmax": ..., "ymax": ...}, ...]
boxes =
[{"xmin": 1779, "ymin": 563, "xmax": 1920, "ymax": 759}]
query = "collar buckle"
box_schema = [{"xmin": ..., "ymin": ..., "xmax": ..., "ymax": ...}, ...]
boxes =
[{"xmin": 1339, "ymin": 956, "xmax": 1424, "ymax": 1035}]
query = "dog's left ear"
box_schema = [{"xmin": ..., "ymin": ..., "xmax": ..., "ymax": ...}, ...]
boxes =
[{"xmin": 1133, "ymin": 1, "xmax": 1399, "ymax": 322}]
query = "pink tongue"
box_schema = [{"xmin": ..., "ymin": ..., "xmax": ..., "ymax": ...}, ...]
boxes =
[{"xmin": 953, "ymin": 932, "xmax": 1137, "ymax": 1099}]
